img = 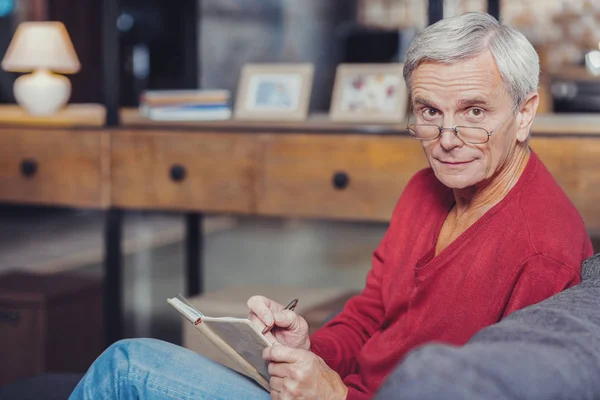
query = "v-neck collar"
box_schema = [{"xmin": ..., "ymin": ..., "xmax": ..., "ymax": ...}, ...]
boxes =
[{"xmin": 414, "ymin": 150, "xmax": 539, "ymax": 280}]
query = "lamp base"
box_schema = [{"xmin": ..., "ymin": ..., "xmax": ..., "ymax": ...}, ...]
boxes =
[{"xmin": 13, "ymin": 69, "xmax": 71, "ymax": 116}]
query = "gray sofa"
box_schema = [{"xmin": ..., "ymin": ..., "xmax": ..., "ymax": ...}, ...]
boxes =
[{"xmin": 376, "ymin": 253, "xmax": 600, "ymax": 400}]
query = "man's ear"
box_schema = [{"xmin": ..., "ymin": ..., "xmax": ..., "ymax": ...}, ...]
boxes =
[{"xmin": 516, "ymin": 92, "xmax": 539, "ymax": 143}]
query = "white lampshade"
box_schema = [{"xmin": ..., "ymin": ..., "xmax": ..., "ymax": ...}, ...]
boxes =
[{"xmin": 1, "ymin": 21, "xmax": 80, "ymax": 74}]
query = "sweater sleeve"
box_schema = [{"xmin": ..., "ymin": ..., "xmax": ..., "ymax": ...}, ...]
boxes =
[
  {"xmin": 309, "ymin": 229, "xmax": 389, "ymax": 378},
  {"xmin": 502, "ymin": 254, "xmax": 581, "ymax": 318}
]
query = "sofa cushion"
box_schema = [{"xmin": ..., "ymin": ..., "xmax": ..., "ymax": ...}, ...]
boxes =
[{"xmin": 582, "ymin": 252, "xmax": 600, "ymax": 281}]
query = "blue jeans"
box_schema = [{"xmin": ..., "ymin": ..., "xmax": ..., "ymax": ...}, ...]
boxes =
[{"xmin": 69, "ymin": 338, "xmax": 271, "ymax": 400}]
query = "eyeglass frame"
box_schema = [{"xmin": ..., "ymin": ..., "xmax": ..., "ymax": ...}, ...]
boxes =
[{"xmin": 406, "ymin": 103, "xmax": 521, "ymax": 145}]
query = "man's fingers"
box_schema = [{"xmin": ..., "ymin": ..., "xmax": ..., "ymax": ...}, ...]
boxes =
[
  {"xmin": 270, "ymin": 375, "xmax": 284, "ymax": 392},
  {"xmin": 247, "ymin": 295, "xmax": 276, "ymax": 327},
  {"xmin": 247, "ymin": 313, "xmax": 267, "ymax": 332},
  {"xmin": 263, "ymin": 343, "xmax": 302, "ymax": 364},
  {"xmin": 268, "ymin": 361, "xmax": 292, "ymax": 378},
  {"xmin": 270, "ymin": 376, "xmax": 298, "ymax": 399},
  {"xmin": 272, "ymin": 310, "xmax": 299, "ymax": 330}
]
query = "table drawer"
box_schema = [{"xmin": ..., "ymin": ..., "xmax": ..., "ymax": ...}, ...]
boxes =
[
  {"xmin": 0, "ymin": 129, "xmax": 108, "ymax": 208},
  {"xmin": 111, "ymin": 131, "xmax": 261, "ymax": 212},
  {"xmin": 258, "ymin": 134, "xmax": 427, "ymax": 221},
  {"xmin": 532, "ymin": 137, "xmax": 600, "ymax": 231}
]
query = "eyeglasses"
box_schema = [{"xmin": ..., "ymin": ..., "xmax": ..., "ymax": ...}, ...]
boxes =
[{"xmin": 407, "ymin": 105, "xmax": 519, "ymax": 145}]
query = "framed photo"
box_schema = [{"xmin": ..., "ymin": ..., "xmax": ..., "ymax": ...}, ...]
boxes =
[
  {"xmin": 234, "ymin": 64, "xmax": 314, "ymax": 121},
  {"xmin": 329, "ymin": 64, "xmax": 408, "ymax": 123}
]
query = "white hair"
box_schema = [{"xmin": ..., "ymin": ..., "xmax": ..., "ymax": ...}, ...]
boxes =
[{"xmin": 403, "ymin": 12, "xmax": 539, "ymax": 106}]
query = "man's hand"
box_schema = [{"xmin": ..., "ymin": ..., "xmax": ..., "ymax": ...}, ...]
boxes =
[
  {"xmin": 247, "ymin": 295, "xmax": 310, "ymax": 350},
  {"xmin": 263, "ymin": 344, "xmax": 348, "ymax": 400}
]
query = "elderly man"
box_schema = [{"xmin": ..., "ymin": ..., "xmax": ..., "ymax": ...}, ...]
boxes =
[{"xmin": 70, "ymin": 12, "xmax": 592, "ymax": 400}]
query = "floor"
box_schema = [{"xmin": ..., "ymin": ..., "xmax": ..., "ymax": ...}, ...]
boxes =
[{"xmin": 0, "ymin": 205, "xmax": 385, "ymax": 344}]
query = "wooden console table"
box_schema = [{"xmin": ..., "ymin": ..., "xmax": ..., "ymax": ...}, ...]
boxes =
[{"xmin": 1, "ymin": 105, "xmax": 600, "ymax": 345}]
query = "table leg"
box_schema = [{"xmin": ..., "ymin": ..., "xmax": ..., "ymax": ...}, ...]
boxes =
[
  {"xmin": 428, "ymin": 0, "xmax": 443, "ymax": 25},
  {"xmin": 488, "ymin": 0, "xmax": 500, "ymax": 20},
  {"xmin": 185, "ymin": 213, "xmax": 204, "ymax": 296},
  {"xmin": 104, "ymin": 208, "xmax": 123, "ymax": 345}
]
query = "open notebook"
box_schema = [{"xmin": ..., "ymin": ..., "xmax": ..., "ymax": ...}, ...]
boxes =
[{"xmin": 168, "ymin": 295, "xmax": 272, "ymax": 391}]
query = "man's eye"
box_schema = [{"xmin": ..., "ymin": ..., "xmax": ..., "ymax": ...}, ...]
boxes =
[
  {"xmin": 424, "ymin": 108, "xmax": 438, "ymax": 117},
  {"xmin": 468, "ymin": 108, "xmax": 483, "ymax": 117}
]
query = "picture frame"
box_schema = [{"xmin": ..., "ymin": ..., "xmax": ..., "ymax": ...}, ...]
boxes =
[
  {"xmin": 329, "ymin": 63, "xmax": 408, "ymax": 123},
  {"xmin": 234, "ymin": 63, "xmax": 314, "ymax": 121}
]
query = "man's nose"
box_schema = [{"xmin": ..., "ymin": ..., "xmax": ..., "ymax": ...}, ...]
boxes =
[{"xmin": 439, "ymin": 127, "xmax": 464, "ymax": 150}]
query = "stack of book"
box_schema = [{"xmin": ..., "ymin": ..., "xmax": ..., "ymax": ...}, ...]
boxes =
[{"xmin": 139, "ymin": 89, "xmax": 232, "ymax": 121}]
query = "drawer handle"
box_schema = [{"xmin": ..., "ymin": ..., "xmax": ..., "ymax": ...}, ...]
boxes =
[
  {"xmin": 0, "ymin": 310, "xmax": 20, "ymax": 325},
  {"xmin": 169, "ymin": 164, "xmax": 187, "ymax": 182},
  {"xmin": 20, "ymin": 159, "xmax": 38, "ymax": 178},
  {"xmin": 332, "ymin": 171, "xmax": 350, "ymax": 190}
]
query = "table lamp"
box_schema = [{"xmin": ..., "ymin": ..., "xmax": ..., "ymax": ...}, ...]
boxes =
[
  {"xmin": 586, "ymin": 42, "xmax": 600, "ymax": 76},
  {"xmin": 1, "ymin": 21, "xmax": 81, "ymax": 116}
]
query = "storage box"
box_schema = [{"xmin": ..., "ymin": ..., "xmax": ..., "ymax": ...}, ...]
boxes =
[
  {"xmin": 0, "ymin": 271, "xmax": 104, "ymax": 385},
  {"xmin": 182, "ymin": 285, "xmax": 356, "ymax": 367}
]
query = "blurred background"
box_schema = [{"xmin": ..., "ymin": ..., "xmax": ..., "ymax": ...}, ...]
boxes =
[{"xmin": 1, "ymin": 0, "xmax": 600, "ymax": 395}]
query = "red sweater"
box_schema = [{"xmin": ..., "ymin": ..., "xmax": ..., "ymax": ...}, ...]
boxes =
[{"xmin": 310, "ymin": 151, "xmax": 593, "ymax": 399}]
